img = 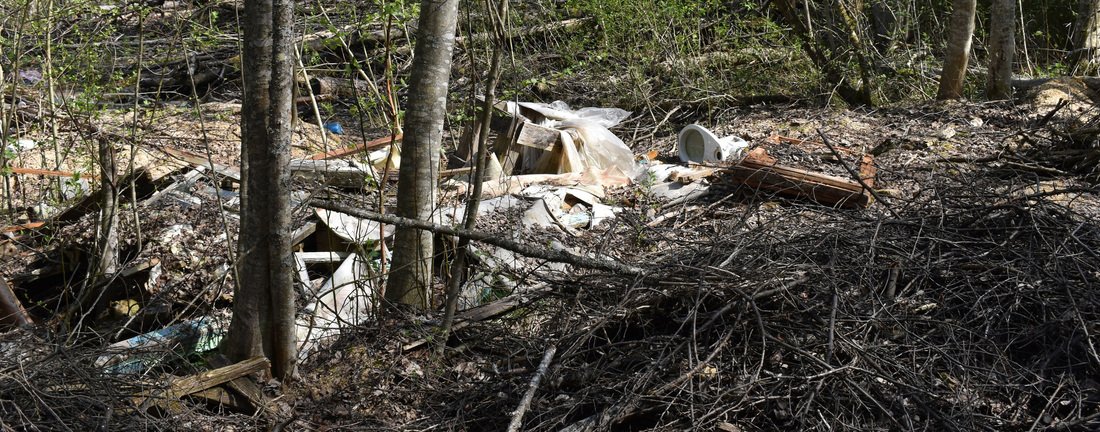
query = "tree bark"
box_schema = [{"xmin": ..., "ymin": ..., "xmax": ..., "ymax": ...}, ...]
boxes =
[
  {"xmin": 223, "ymin": 0, "xmax": 297, "ymax": 381},
  {"xmin": 986, "ymin": 0, "xmax": 1015, "ymax": 100},
  {"xmin": 95, "ymin": 136, "xmax": 118, "ymax": 277},
  {"xmin": 385, "ymin": 0, "xmax": 460, "ymax": 309},
  {"xmin": 936, "ymin": 0, "xmax": 976, "ymax": 100},
  {"xmin": 1073, "ymin": 0, "xmax": 1100, "ymax": 75}
]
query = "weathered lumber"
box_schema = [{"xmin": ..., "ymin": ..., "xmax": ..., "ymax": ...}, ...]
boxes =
[
  {"xmin": 718, "ymin": 143, "xmax": 875, "ymax": 208},
  {"xmin": 721, "ymin": 153, "xmax": 870, "ymax": 209},
  {"xmin": 208, "ymin": 354, "xmax": 270, "ymax": 414},
  {"xmin": 135, "ymin": 356, "xmax": 269, "ymax": 412},
  {"xmin": 8, "ymin": 167, "xmax": 85, "ymax": 178},
  {"xmin": 514, "ymin": 121, "xmax": 560, "ymax": 151}
]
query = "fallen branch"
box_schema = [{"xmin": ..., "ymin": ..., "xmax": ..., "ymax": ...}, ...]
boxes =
[
  {"xmin": 506, "ymin": 345, "xmax": 558, "ymax": 432},
  {"xmin": 308, "ymin": 134, "xmax": 401, "ymax": 160},
  {"xmin": 311, "ymin": 200, "xmax": 643, "ymax": 276},
  {"xmin": 403, "ymin": 284, "xmax": 551, "ymax": 352}
]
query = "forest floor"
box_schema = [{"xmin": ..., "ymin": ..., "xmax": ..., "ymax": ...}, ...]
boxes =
[{"xmin": 1, "ymin": 2, "xmax": 1099, "ymax": 431}]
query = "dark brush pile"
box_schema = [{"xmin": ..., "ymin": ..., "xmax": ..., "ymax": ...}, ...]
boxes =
[{"xmin": 303, "ymin": 165, "xmax": 1096, "ymax": 431}]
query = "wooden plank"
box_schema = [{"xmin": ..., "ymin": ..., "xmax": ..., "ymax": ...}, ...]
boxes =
[
  {"xmin": 208, "ymin": 354, "xmax": 270, "ymax": 414},
  {"xmin": 720, "ymin": 162, "xmax": 869, "ymax": 208},
  {"xmin": 135, "ymin": 356, "xmax": 269, "ymax": 412},
  {"xmin": 291, "ymin": 221, "xmax": 318, "ymax": 246},
  {"xmin": 514, "ymin": 121, "xmax": 560, "ymax": 151},
  {"xmin": 738, "ymin": 154, "xmax": 864, "ymax": 193},
  {"xmin": 859, "ymin": 154, "xmax": 876, "ymax": 188},
  {"xmin": 297, "ymin": 251, "xmax": 351, "ymax": 264},
  {"xmin": 308, "ymin": 134, "xmax": 401, "ymax": 160}
]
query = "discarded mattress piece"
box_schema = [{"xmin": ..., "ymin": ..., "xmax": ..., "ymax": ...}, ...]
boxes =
[{"xmin": 95, "ymin": 315, "xmax": 227, "ymax": 374}]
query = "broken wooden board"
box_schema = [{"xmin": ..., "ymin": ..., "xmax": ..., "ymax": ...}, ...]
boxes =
[
  {"xmin": 720, "ymin": 150, "xmax": 872, "ymax": 209},
  {"xmin": 134, "ymin": 356, "xmax": 269, "ymax": 413},
  {"xmin": 515, "ymin": 121, "xmax": 560, "ymax": 151},
  {"xmin": 207, "ymin": 354, "xmax": 271, "ymax": 415}
]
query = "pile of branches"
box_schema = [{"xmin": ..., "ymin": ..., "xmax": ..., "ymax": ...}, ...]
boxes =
[{"xmin": 416, "ymin": 168, "xmax": 1100, "ymax": 431}]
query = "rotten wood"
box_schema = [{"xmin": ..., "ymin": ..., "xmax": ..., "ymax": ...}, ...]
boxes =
[{"xmin": 208, "ymin": 354, "xmax": 270, "ymax": 414}]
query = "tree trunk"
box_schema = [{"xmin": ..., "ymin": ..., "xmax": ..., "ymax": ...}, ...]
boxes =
[
  {"xmin": 385, "ymin": 0, "xmax": 460, "ymax": 309},
  {"xmin": 95, "ymin": 136, "xmax": 118, "ymax": 277},
  {"xmin": 936, "ymin": 0, "xmax": 976, "ymax": 100},
  {"xmin": 1073, "ymin": 0, "xmax": 1100, "ymax": 75},
  {"xmin": 986, "ymin": 0, "xmax": 1015, "ymax": 100},
  {"xmin": 223, "ymin": 0, "xmax": 297, "ymax": 381}
]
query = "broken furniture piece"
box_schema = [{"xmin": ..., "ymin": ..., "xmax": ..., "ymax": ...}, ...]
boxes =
[{"xmin": 718, "ymin": 135, "xmax": 876, "ymax": 208}]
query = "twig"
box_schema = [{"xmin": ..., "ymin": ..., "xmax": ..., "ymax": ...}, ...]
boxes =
[
  {"xmin": 506, "ymin": 345, "xmax": 557, "ymax": 432},
  {"xmin": 816, "ymin": 129, "xmax": 899, "ymax": 218}
]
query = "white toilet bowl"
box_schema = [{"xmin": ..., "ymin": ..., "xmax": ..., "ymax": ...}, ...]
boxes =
[{"xmin": 677, "ymin": 124, "xmax": 749, "ymax": 163}]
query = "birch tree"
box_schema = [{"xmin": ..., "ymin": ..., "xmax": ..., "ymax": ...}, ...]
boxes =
[
  {"xmin": 386, "ymin": 0, "xmax": 461, "ymax": 309},
  {"xmin": 937, "ymin": 0, "xmax": 976, "ymax": 100}
]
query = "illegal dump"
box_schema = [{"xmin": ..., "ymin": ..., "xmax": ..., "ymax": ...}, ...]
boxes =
[{"xmin": 2, "ymin": 1, "xmax": 1100, "ymax": 431}]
